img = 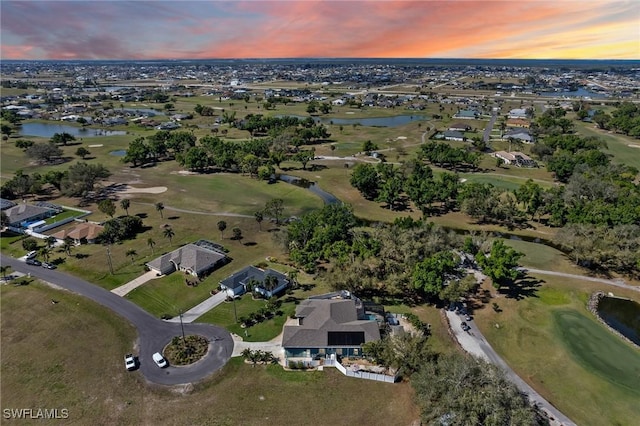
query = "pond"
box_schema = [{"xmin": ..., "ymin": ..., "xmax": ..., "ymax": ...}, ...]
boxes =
[
  {"xmin": 277, "ymin": 114, "xmax": 427, "ymax": 127},
  {"xmin": 110, "ymin": 150, "xmax": 127, "ymax": 157},
  {"xmin": 538, "ymin": 87, "xmax": 607, "ymax": 99},
  {"xmin": 596, "ymin": 296, "xmax": 640, "ymax": 346},
  {"xmin": 18, "ymin": 123, "xmax": 127, "ymax": 138}
]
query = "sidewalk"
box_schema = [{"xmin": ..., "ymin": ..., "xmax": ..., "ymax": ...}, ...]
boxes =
[
  {"xmin": 111, "ymin": 270, "xmax": 161, "ymax": 296},
  {"xmin": 165, "ymin": 291, "xmax": 227, "ymax": 323}
]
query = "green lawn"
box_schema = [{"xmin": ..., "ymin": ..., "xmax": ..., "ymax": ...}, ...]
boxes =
[
  {"xmin": 474, "ymin": 276, "xmax": 640, "ymax": 426},
  {"xmin": 1, "ymin": 281, "xmax": 420, "ymax": 425},
  {"xmin": 574, "ymin": 120, "xmax": 640, "ymax": 170}
]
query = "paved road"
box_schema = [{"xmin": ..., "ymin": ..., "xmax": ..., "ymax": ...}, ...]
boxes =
[
  {"xmin": 447, "ymin": 311, "xmax": 576, "ymax": 426},
  {"xmin": 483, "ymin": 109, "xmax": 498, "ymax": 142},
  {"xmin": 1, "ymin": 254, "xmax": 233, "ymax": 386}
]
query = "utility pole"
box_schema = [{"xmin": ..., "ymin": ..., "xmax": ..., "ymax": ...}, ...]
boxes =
[
  {"xmin": 106, "ymin": 245, "xmax": 114, "ymax": 275},
  {"xmin": 179, "ymin": 310, "xmax": 185, "ymax": 341}
]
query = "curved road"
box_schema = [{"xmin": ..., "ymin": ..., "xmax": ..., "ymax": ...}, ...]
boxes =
[{"xmin": 1, "ymin": 254, "xmax": 234, "ymax": 386}]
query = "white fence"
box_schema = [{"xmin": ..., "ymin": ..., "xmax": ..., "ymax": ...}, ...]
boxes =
[{"xmin": 329, "ymin": 358, "xmax": 397, "ymax": 384}]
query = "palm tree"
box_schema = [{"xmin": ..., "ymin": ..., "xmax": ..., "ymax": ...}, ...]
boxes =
[
  {"xmin": 155, "ymin": 202, "xmax": 164, "ymax": 218},
  {"xmin": 125, "ymin": 249, "xmax": 137, "ymax": 264},
  {"xmin": 217, "ymin": 220, "xmax": 227, "ymax": 240},
  {"xmin": 45, "ymin": 236, "xmax": 57, "ymax": 248},
  {"xmin": 120, "ymin": 199, "xmax": 130, "ymax": 216},
  {"xmin": 62, "ymin": 236, "xmax": 74, "ymax": 256},
  {"xmin": 147, "ymin": 238, "xmax": 156, "ymax": 255},
  {"xmin": 0, "ymin": 265, "xmax": 11, "ymax": 281},
  {"xmin": 38, "ymin": 246, "xmax": 51, "ymax": 262},
  {"xmin": 163, "ymin": 226, "xmax": 175, "ymax": 246},
  {"xmin": 254, "ymin": 211, "xmax": 264, "ymax": 231}
]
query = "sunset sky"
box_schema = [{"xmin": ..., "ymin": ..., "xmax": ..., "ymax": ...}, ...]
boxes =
[{"xmin": 1, "ymin": 1, "xmax": 638, "ymax": 60}]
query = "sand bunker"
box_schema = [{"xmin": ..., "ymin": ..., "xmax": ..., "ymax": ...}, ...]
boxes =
[
  {"xmin": 88, "ymin": 144, "xmax": 103, "ymax": 148},
  {"xmin": 628, "ymin": 144, "xmax": 640, "ymax": 149},
  {"xmin": 121, "ymin": 185, "xmax": 167, "ymax": 194},
  {"xmin": 396, "ymin": 136, "xmax": 407, "ymax": 140}
]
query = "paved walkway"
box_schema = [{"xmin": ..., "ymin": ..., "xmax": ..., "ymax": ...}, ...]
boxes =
[
  {"xmin": 524, "ymin": 268, "xmax": 639, "ymax": 292},
  {"xmin": 446, "ymin": 311, "xmax": 576, "ymax": 426},
  {"xmin": 111, "ymin": 270, "xmax": 161, "ymax": 296},
  {"xmin": 165, "ymin": 291, "xmax": 227, "ymax": 323}
]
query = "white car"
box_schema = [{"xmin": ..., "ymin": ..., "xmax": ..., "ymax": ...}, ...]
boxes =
[
  {"xmin": 152, "ymin": 352, "xmax": 168, "ymax": 368},
  {"xmin": 124, "ymin": 354, "xmax": 137, "ymax": 371}
]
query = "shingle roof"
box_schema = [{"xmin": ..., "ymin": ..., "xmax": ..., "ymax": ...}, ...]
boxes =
[
  {"xmin": 5, "ymin": 204, "xmax": 54, "ymax": 225},
  {"xmin": 147, "ymin": 243, "xmax": 227, "ymax": 275},
  {"xmin": 282, "ymin": 298, "xmax": 380, "ymax": 348},
  {"xmin": 51, "ymin": 222, "xmax": 104, "ymax": 241},
  {"xmin": 220, "ymin": 265, "xmax": 287, "ymax": 290}
]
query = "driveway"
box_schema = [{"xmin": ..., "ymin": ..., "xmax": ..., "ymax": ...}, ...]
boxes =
[
  {"xmin": 446, "ymin": 310, "xmax": 575, "ymax": 426},
  {"xmin": 165, "ymin": 291, "xmax": 227, "ymax": 323},
  {"xmin": 111, "ymin": 270, "xmax": 161, "ymax": 296},
  {"xmin": 0, "ymin": 254, "xmax": 233, "ymax": 386}
]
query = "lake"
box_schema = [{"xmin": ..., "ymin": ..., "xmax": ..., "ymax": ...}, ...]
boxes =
[
  {"xmin": 18, "ymin": 123, "xmax": 127, "ymax": 138},
  {"xmin": 597, "ymin": 296, "xmax": 640, "ymax": 346},
  {"xmin": 278, "ymin": 114, "xmax": 427, "ymax": 127},
  {"xmin": 538, "ymin": 87, "xmax": 607, "ymax": 99}
]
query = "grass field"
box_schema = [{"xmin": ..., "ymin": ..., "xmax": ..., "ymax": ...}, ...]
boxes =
[
  {"xmin": 0, "ymin": 281, "xmax": 420, "ymax": 426},
  {"xmin": 473, "ymin": 275, "xmax": 640, "ymax": 426}
]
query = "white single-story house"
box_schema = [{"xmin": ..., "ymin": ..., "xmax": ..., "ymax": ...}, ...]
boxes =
[{"xmin": 493, "ymin": 151, "xmax": 537, "ymax": 167}]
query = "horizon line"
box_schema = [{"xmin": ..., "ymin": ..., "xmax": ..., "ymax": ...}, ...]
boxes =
[{"xmin": 2, "ymin": 57, "xmax": 639, "ymax": 62}]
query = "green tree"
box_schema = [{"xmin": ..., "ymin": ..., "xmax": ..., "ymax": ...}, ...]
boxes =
[
  {"xmin": 412, "ymin": 251, "xmax": 459, "ymax": 299},
  {"xmin": 75, "ymin": 147, "xmax": 90, "ymax": 159},
  {"xmin": 123, "ymin": 137, "xmax": 150, "ymax": 167},
  {"xmin": 232, "ymin": 227, "xmax": 242, "ymax": 242},
  {"xmin": 155, "ymin": 202, "xmax": 164, "ymax": 218},
  {"xmin": 475, "ymin": 239, "xmax": 523, "ymax": 288},
  {"xmin": 412, "ymin": 353, "xmax": 545, "ymax": 425},
  {"xmin": 217, "ymin": 220, "xmax": 227, "ymax": 239},
  {"xmin": 163, "ymin": 226, "xmax": 175, "ymax": 245},
  {"xmin": 350, "ymin": 163, "xmax": 380, "ymax": 200},
  {"xmin": 45, "ymin": 236, "xmax": 57, "ymax": 248},
  {"xmin": 61, "ymin": 162, "xmax": 111, "ymax": 198},
  {"xmin": 254, "ymin": 211, "xmax": 264, "ymax": 231},
  {"xmin": 22, "ymin": 237, "xmax": 38, "ymax": 252},
  {"xmin": 38, "ymin": 246, "xmax": 51, "ymax": 262},
  {"xmin": 98, "ymin": 199, "xmax": 116, "ymax": 218},
  {"xmin": 51, "ymin": 132, "xmax": 75, "ymax": 146},
  {"xmin": 120, "ymin": 199, "xmax": 130, "ymax": 216},
  {"xmin": 0, "ymin": 265, "xmax": 11, "ymax": 280},
  {"xmin": 147, "ymin": 238, "xmax": 156, "ymax": 255},
  {"xmin": 62, "ymin": 236, "xmax": 74, "ymax": 256},
  {"xmin": 125, "ymin": 249, "xmax": 137, "ymax": 264},
  {"xmin": 264, "ymin": 198, "xmax": 284, "ymax": 225},
  {"xmin": 26, "ymin": 142, "xmax": 63, "ymax": 164}
]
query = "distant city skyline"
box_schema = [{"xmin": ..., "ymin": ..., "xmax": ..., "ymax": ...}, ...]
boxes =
[{"xmin": 1, "ymin": 1, "xmax": 638, "ymax": 61}]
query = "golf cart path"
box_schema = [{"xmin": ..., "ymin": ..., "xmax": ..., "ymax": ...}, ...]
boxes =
[
  {"xmin": 447, "ymin": 310, "xmax": 576, "ymax": 426},
  {"xmin": 0, "ymin": 254, "xmax": 234, "ymax": 386},
  {"xmin": 523, "ymin": 268, "xmax": 639, "ymax": 292}
]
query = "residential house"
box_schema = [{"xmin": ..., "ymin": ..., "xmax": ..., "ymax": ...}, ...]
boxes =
[
  {"xmin": 448, "ymin": 122, "xmax": 471, "ymax": 132},
  {"xmin": 443, "ymin": 130, "xmax": 466, "ymax": 142},
  {"xmin": 505, "ymin": 118, "xmax": 530, "ymax": 128},
  {"xmin": 147, "ymin": 242, "xmax": 229, "ymax": 278},
  {"xmin": 0, "ymin": 198, "xmax": 16, "ymax": 211},
  {"xmin": 453, "ymin": 109, "xmax": 479, "ymax": 120},
  {"xmin": 504, "ymin": 127, "xmax": 534, "ymax": 144},
  {"xmin": 4, "ymin": 203, "xmax": 56, "ymax": 228},
  {"xmin": 507, "ymin": 108, "xmax": 528, "ymax": 119},
  {"xmin": 219, "ymin": 265, "xmax": 289, "ymax": 298},
  {"xmin": 282, "ymin": 291, "xmax": 381, "ymax": 363},
  {"xmin": 51, "ymin": 222, "xmax": 104, "ymax": 245},
  {"xmin": 493, "ymin": 151, "xmax": 537, "ymax": 167}
]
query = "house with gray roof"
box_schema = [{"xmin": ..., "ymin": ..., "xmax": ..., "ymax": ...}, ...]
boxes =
[
  {"xmin": 443, "ymin": 130, "xmax": 466, "ymax": 141},
  {"xmin": 219, "ymin": 265, "xmax": 289, "ymax": 298},
  {"xmin": 5, "ymin": 203, "xmax": 56, "ymax": 228},
  {"xmin": 504, "ymin": 127, "xmax": 534, "ymax": 143},
  {"xmin": 146, "ymin": 242, "xmax": 229, "ymax": 278},
  {"xmin": 282, "ymin": 291, "xmax": 381, "ymax": 362}
]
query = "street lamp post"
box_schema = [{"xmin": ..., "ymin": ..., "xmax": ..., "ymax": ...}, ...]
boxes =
[
  {"xmin": 179, "ymin": 310, "xmax": 185, "ymax": 341},
  {"xmin": 232, "ymin": 293, "xmax": 238, "ymax": 323}
]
